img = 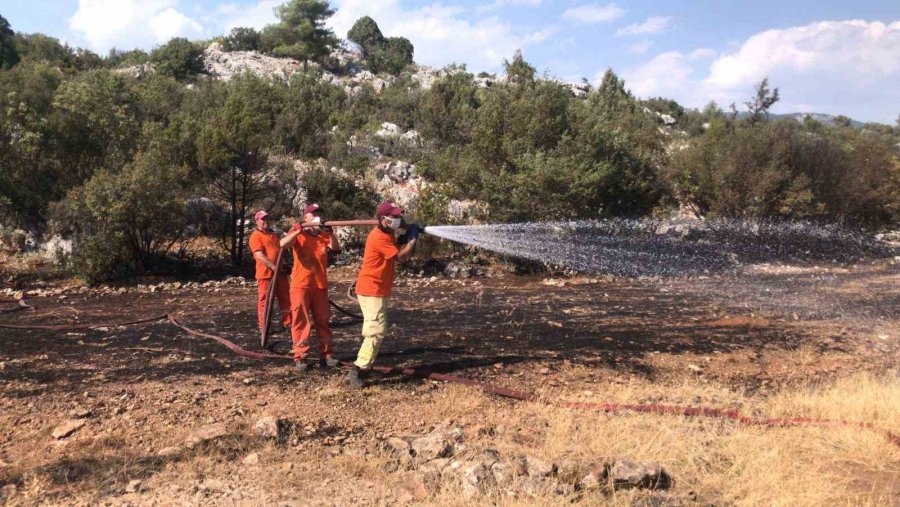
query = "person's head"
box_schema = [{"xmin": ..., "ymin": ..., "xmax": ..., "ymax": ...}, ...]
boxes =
[
  {"xmin": 303, "ymin": 203, "xmax": 324, "ymax": 225},
  {"xmin": 376, "ymin": 201, "xmax": 404, "ymax": 232},
  {"xmin": 254, "ymin": 210, "xmax": 273, "ymax": 230}
]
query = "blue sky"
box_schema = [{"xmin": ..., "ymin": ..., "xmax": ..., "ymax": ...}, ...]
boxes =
[{"xmin": 3, "ymin": 0, "xmax": 899, "ymax": 123}]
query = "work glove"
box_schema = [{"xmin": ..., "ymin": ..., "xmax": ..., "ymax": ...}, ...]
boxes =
[{"xmin": 406, "ymin": 223, "xmax": 421, "ymax": 240}]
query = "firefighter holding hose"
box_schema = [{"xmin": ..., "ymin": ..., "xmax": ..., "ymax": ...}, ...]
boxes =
[
  {"xmin": 249, "ymin": 211, "xmax": 292, "ymax": 336},
  {"xmin": 280, "ymin": 203, "xmax": 341, "ymax": 372},
  {"xmin": 347, "ymin": 201, "xmax": 421, "ymax": 388}
]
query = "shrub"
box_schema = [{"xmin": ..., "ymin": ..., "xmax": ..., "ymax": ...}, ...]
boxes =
[
  {"xmin": 150, "ymin": 37, "xmax": 204, "ymax": 80},
  {"xmin": 51, "ymin": 149, "xmax": 190, "ymax": 283}
]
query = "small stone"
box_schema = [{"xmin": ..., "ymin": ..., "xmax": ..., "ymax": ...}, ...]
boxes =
[
  {"xmin": 1, "ymin": 484, "xmax": 18, "ymax": 499},
  {"xmin": 687, "ymin": 364, "xmax": 703, "ymax": 373},
  {"xmin": 580, "ymin": 462, "xmax": 610, "ymax": 489},
  {"xmin": 397, "ymin": 474, "xmax": 430, "ymax": 501},
  {"xmin": 125, "ymin": 479, "xmax": 142, "ymax": 493},
  {"xmin": 491, "ymin": 462, "xmax": 513, "ymax": 486},
  {"xmin": 462, "ymin": 462, "xmax": 496, "ymax": 498},
  {"xmin": 242, "ymin": 452, "xmax": 260, "ymax": 465},
  {"xmin": 253, "ymin": 416, "xmax": 281, "ymax": 439},
  {"xmin": 410, "ymin": 432, "xmax": 454, "ymax": 461},
  {"xmin": 52, "ymin": 419, "xmax": 85, "ymax": 439},
  {"xmin": 539, "ymin": 367, "xmax": 551, "ymax": 375},
  {"xmin": 71, "ymin": 407, "xmax": 92, "ymax": 418},
  {"xmin": 242, "ymin": 378, "xmax": 253, "ymax": 385},
  {"xmin": 610, "ymin": 460, "xmax": 671, "ymax": 490},
  {"xmin": 184, "ymin": 423, "xmax": 228, "ymax": 448},
  {"xmin": 524, "ymin": 455, "xmax": 556, "ymax": 477},
  {"xmin": 157, "ymin": 446, "xmax": 181, "ymax": 458},
  {"xmin": 382, "ymin": 437, "xmax": 411, "ymax": 457}
]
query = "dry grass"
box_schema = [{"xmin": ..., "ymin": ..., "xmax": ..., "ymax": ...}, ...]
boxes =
[
  {"xmin": 421, "ymin": 373, "xmax": 900, "ymax": 506},
  {"xmin": 6, "ymin": 374, "xmax": 899, "ymax": 505}
]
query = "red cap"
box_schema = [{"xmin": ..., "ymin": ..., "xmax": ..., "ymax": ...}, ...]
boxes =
[
  {"xmin": 304, "ymin": 203, "xmax": 322, "ymax": 214},
  {"xmin": 254, "ymin": 210, "xmax": 270, "ymax": 221},
  {"xmin": 377, "ymin": 200, "xmax": 403, "ymax": 217}
]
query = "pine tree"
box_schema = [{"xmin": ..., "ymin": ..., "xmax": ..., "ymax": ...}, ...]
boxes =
[
  {"xmin": 263, "ymin": 0, "xmax": 337, "ymax": 65},
  {"xmin": 0, "ymin": 14, "xmax": 19, "ymax": 69}
]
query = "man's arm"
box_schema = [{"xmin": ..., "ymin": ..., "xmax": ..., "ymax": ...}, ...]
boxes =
[
  {"xmin": 327, "ymin": 229, "xmax": 341, "ymax": 252},
  {"xmin": 279, "ymin": 224, "xmax": 303, "ymax": 249},
  {"xmin": 253, "ymin": 250, "xmax": 277, "ymax": 271},
  {"xmin": 396, "ymin": 238, "xmax": 417, "ymax": 262}
]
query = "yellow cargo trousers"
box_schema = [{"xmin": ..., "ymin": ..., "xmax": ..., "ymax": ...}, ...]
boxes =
[{"xmin": 354, "ymin": 295, "xmax": 388, "ymax": 369}]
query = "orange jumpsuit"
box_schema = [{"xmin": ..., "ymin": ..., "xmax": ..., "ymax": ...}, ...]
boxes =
[
  {"xmin": 248, "ymin": 229, "xmax": 291, "ymax": 332},
  {"xmin": 289, "ymin": 229, "xmax": 334, "ymax": 361}
]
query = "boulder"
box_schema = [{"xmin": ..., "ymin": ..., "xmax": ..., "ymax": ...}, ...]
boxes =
[
  {"xmin": 203, "ymin": 42, "xmax": 301, "ymax": 82},
  {"xmin": 524, "ymin": 455, "xmax": 556, "ymax": 477},
  {"xmin": 184, "ymin": 423, "xmax": 228, "ymax": 448},
  {"xmin": 609, "ymin": 459, "xmax": 671, "ymax": 490},
  {"xmin": 52, "ymin": 419, "xmax": 85, "ymax": 439},
  {"xmin": 253, "ymin": 416, "xmax": 282, "ymax": 439},
  {"xmin": 461, "ymin": 462, "xmax": 496, "ymax": 498},
  {"xmin": 376, "ymin": 122, "xmax": 402, "ymax": 138},
  {"xmin": 410, "ymin": 433, "xmax": 454, "ymax": 461},
  {"xmin": 382, "ymin": 436, "xmax": 412, "ymax": 457}
]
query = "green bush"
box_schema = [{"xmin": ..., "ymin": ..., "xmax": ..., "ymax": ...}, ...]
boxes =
[
  {"xmin": 347, "ymin": 16, "xmax": 413, "ymax": 75},
  {"xmin": 51, "ymin": 149, "xmax": 190, "ymax": 283},
  {"xmin": 0, "ymin": 14, "xmax": 20, "ymax": 69},
  {"xmin": 150, "ymin": 38, "xmax": 204, "ymax": 80},
  {"xmin": 222, "ymin": 27, "xmax": 261, "ymax": 51}
]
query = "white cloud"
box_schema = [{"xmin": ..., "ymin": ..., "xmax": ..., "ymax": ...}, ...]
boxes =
[
  {"xmin": 221, "ymin": 0, "xmax": 281, "ymax": 31},
  {"xmin": 688, "ymin": 48, "xmax": 716, "ymax": 61},
  {"xmin": 617, "ymin": 16, "xmax": 672, "ymax": 36},
  {"xmin": 69, "ymin": 0, "xmax": 205, "ymax": 52},
  {"xmin": 148, "ymin": 8, "xmax": 204, "ymax": 42},
  {"xmin": 478, "ymin": 0, "xmax": 543, "ymax": 12},
  {"xmin": 619, "ymin": 20, "xmax": 900, "ymax": 123},
  {"xmin": 561, "ymin": 4, "xmax": 625, "ymax": 25},
  {"xmin": 327, "ymin": 0, "xmax": 547, "ymax": 71},
  {"xmin": 627, "ymin": 40, "xmax": 653, "ymax": 55},
  {"xmin": 619, "ymin": 51, "xmax": 695, "ymax": 100}
]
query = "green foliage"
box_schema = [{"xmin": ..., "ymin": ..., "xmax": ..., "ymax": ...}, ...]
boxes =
[
  {"xmin": 347, "ymin": 16, "xmax": 384, "ymax": 52},
  {"xmin": 105, "ymin": 48, "xmax": 149, "ymax": 68},
  {"xmin": 274, "ymin": 70, "xmax": 345, "ymax": 157},
  {"xmin": 745, "ymin": 77, "xmax": 779, "ymax": 123},
  {"xmin": 222, "ymin": 27, "xmax": 261, "ymax": 51},
  {"xmin": 50, "ymin": 70, "xmax": 142, "ymax": 185},
  {"xmin": 503, "ymin": 50, "xmax": 536, "ymax": 84},
  {"xmin": 51, "ymin": 149, "xmax": 190, "ymax": 283},
  {"xmin": 347, "ymin": 16, "xmax": 413, "ymax": 75},
  {"xmin": 421, "ymin": 62, "xmax": 663, "ymax": 222},
  {"xmin": 0, "ymin": 14, "xmax": 19, "ymax": 69},
  {"xmin": 14, "ymin": 33, "xmax": 73, "ymax": 67},
  {"xmin": 261, "ymin": 0, "xmax": 337, "ymax": 64},
  {"xmin": 417, "ymin": 70, "xmax": 478, "ymax": 147},
  {"xmin": 669, "ymin": 115, "xmax": 900, "ymax": 224},
  {"xmin": 150, "ymin": 38, "xmax": 204, "ymax": 80},
  {"xmin": 194, "ymin": 75, "xmax": 293, "ymax": 265},
  {"xmin": 301, "ymin": 165, "xmax": 379, "ymax": 219},
  {"xmin": 369, "ymin": 36, "xmax": 414, "ymax": 75}
]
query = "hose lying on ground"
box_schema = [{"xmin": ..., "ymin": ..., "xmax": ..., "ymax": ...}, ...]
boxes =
[{"xmin": 1, "ymin": 302, "xmax": 898, "ymax": 449}]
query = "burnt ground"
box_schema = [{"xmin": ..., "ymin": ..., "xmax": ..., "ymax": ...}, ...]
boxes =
[{"xmin": 0, "ymin": 261, "xmax": 898, "ymax": 504}]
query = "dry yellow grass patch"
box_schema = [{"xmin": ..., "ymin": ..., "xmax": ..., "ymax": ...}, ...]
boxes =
[{"xmin": 424, "ymin": 374, "xmax": 900, "ymax": 506}]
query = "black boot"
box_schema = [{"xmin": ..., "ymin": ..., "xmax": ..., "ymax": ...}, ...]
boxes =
[{"xmin": 346, "ymin": 366, "xmax": 365, "ymax": 389}]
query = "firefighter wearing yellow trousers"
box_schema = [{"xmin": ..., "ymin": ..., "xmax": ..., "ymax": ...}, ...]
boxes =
[{"xmin": 347, "ymin": 201, "xmax": 420, "ymax": 388}]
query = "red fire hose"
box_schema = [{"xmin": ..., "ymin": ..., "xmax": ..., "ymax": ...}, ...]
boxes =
[{"xmin": 1, "ymin": 304, "xmax": 898, "ymax": 449}]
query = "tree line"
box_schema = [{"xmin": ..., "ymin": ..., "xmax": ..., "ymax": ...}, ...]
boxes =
[{"xmin": 0, "ymin": 2, "xmax": 898, "ymax": 283}]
